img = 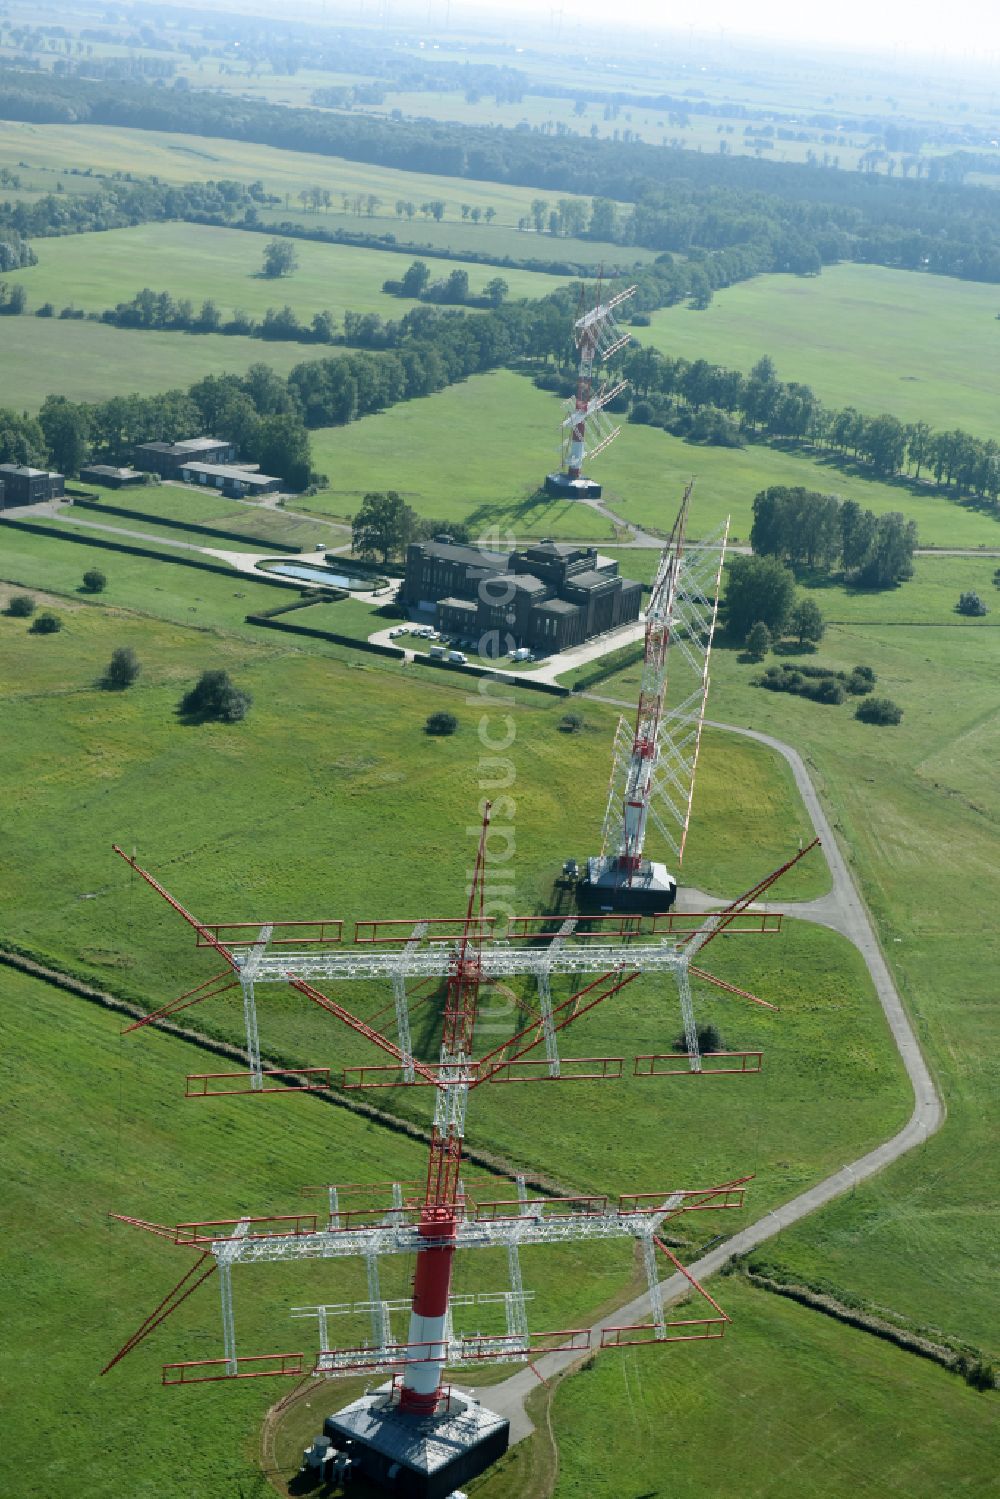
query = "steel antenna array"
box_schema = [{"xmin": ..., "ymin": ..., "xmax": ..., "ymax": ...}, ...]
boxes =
[{"xmin": 102, "ymin": 819, "xmax": 817, "ymax": 1402}]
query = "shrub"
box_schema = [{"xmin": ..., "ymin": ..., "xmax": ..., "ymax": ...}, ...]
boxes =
[
  {"xmin": 30, "ymin": 610, "xmax": 62, "ymax": 634},
  {"xmin": 559, "ymin": 712, "xmax": 584, "ymax": 733},
  {"xmin": 36, "ymin": 301, "xmax": 54, "ymax": 317},
  {"xmin": 963, "ymin": 1359, "xmax": 996, "ymax": 1392},
  {"xmin": 7, "ymin": 593, "xmax": 35, "ymax": 617},
  {"xmin": 746, "ymin": 621, "xmax": 771, "ymax": 660},
  {"xmin": 957, "ymin": 591, "xmax": 987, "ymax": 616},
  {"xmin": 425, "ymin": 711, "xmax": 458, "ymax": 736},
  {"xmin": 852, "ymin": 664, "xmax": 876, "ymax": 685},
  {"xmin": 82, "ymin": 567, "xmax": 107, "ymax": 593},
  {"xmin": 845, "ymin": 671, "xmax": 873, "ymax": 695},
  {"xmin": 855, "ymin": 696, "xmax": 903, "ymax": 725},
  {"xmin": 179, "ymin": 669, "xmax": 252, "ymax": 723},
  {"xmin": 804, "ymin": 677, "xmax": 845, "ymax": 705},
  {"xmin": 103, "ymin": 646, "xmax": 141, "ymax": 689}
]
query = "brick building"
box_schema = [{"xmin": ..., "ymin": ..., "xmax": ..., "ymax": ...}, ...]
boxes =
[
  {"xmin": 403, "ymin": 536, "xmax": 642, "ymax": 654},
  {"xmin": 0, "ymin": 464, "xmax": 65, "ymax": 507},
  {"xmin": 133, "ymin": 437, "xmax": 236, "ymax": 477}
]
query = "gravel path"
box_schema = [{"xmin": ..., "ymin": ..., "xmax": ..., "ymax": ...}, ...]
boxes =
[{"xmin": 485, "ymin": 717, "xmax": 944, "ymax": 1442}]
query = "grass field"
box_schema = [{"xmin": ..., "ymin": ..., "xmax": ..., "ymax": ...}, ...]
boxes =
[
  {"xmin": 0, "ymin": 571, "xmax": 901, "ymax": 1239},
  {"xmin": 549, "ymin": 554, "xmax": 1000, "ymax": 1356},
  {"xmin": 0, "ymin": 119, "xmax": 609, "ymax": 228},
  {"xmin": 254, "ymin": 203, "xmax": 660, "ymax": 268},
  {"xmin": 71, "ymin": 487, "xmax": 344, "ymax": 550},
  {"xmin": 306, "ymin": 371, "xmax": 616, "ymax": 541},
  {"xmin": 0, "ymin": 965, "xmax": 639, "ymax": 1499},
  {"xmin": 4, "ymin": 222, "xmax": 566, "ymax": 323},
  {"xmin": 698, "ymin": 583, "xmax": 1000, "ymax": 1349},
  {"xmin": 521, "ymin": 1278, "xmax": 998, "ymax": 1499},
  {"xmin": 307, "ymin": 371, "xmax": 1000, "ymax": 549},
  {"xmin": 0, "ymin": 313, "xmax": 321, "ymax": 410},
  {"xmin": 642, "ymin": 263, "xmax": 1000, "ymax": 439}
]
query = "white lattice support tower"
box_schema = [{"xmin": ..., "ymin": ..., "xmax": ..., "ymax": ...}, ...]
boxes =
[
  {"xmin": 535, "ymin": 916, "xmax": 577, "ymax": 1077},
  {"xmin": 676, "ymin": 958, "xmax": 702, "ymax": 1074},
  {"xmin": 392, "ymin": 923, "xmax": 427, "ymax": 1083},
  {"xmin": 505, "ymin": 1242, "xmax": 529, "ymax": 1340},
  {"xmin": 599, "ymin": 492, "xmax": 729, "ymax": 879},
  {"xmin": 238, "ymin": 925, "xmax": 272, "ymax": 1090}
]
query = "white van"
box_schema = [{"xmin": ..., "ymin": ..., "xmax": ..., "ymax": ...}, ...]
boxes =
[
  {"xmin": 509, "ymin": 647, "xmax": 532, "ymax": 662},
  {"xmin": 429, "ymin": 644, "xmax": 447, "ymax": 659},
  {"xmin": 447, "ymin": 650, "xmax": 468, "ymax": 665}
]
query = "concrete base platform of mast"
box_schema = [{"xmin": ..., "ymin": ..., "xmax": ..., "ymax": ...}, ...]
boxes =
[
  {"xmin": 322, "ymin": 1384, "xmax": 509, "ymax": 1498},
  {"xmin": 543, "ymin": 471, "xmax": 602, "ymax": 499},
  {"xmin": 577, "ymin": 855, "xmax": 678, "ymax": 913}
]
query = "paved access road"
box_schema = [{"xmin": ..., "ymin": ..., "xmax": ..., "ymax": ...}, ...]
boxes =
[{"xmin": 486, "ymin": 717, "xmax": 944, "ymax": 1442}]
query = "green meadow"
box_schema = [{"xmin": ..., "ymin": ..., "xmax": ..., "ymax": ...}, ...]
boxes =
[
  {"xmin": 307, "ymin": 371, "xmax": 1000, "ymax": 549},
  {"xmin": 0, "ymin": 965, "xmax": 638, "ymax": 1499},
  {"xmin": 642, "ymin": 262, "xmax": 1000, "ymax": 439},
  {"xmin": 0, "ymin": 313, "xmax": 319, "ymax": 410},
  {"xmin": 306, "ymin": 371, "xmax": 615, "ymax": 541},
  {"xmin": 5, "ymin": 221, "xmax": 565, "ymax": 323},
  {"xmin": 519, "ymin": 1278, "xmax": 998, "ymax": 1499},
  {"xmin": 0, "ymin": 119, "xmax": 606, "ymax": 227},
  {"xmin": 0, "ymin": 565, "xmax": 898, "ymax": 1231},
  {"xmin": 69, "ymin": 486, "xmax": 343, "ymax": 551}
]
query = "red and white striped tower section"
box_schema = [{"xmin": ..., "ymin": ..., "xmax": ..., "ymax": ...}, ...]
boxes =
[
  {"xmin": 546, "ymin": 281, "xmax": 637, "ymax": 495},
  {"xmin": 596, "ymin": 485, "xmax": 730, "ymax": 892},
  {"xmin": 397, "ymin": 808, "xmax": 489, "ymax": 1414}
]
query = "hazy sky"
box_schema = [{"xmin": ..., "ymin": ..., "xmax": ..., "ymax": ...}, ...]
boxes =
[{"xmin": 466, "ymin": 0, "xmax": 1000, "ymax": 61}]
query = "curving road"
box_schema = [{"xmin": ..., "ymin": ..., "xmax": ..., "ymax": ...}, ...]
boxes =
[{"xmin": 486, "ymin": 717, "xmax": 944, "ymax": 1443}]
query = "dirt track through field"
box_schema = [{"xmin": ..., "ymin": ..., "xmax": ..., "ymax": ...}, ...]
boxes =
[{"xmin": 485, "ymin": 715, "xmax": 945, "ymax": 1442}]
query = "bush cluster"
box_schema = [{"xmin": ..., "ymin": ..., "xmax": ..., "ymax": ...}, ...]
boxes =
[{"xmin": 755, "ymin": 662, "xmax": 875, "ymax": 705}]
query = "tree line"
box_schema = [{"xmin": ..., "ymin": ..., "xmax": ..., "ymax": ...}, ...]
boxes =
[
  {"xmin": 0, "ymin": 290, "xmax": 574, "ymax": 485},
  {"xmin": 3, "ymin": 68, "xmax": 1000, "ymax": 282},
  {"xmin": 749, "ymin": 486, "xmax": 918, "ymax": 587},
  {"xmin": 619, "ymin": 349, "xmax": 1000, "ymax": 506}
]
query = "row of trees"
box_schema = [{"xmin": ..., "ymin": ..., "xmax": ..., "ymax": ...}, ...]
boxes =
[
  {"xmin": 0, "ymin": 284, "xmax": 582, "ymax": 481},
  {"xmin": 621, "ymin": 348, "xmax": 1000, "ymax": 505},
  {"xmin": 750, "ymin": 486, "xmax": 918, "ymax": 587},
  {"xmin": 5, "ymin": 68, "xmax": 1000, "ymax": 281},
  {"xmin": 382, "ymin": 259, "xmax": 509, "ymax": 308},
  {"xmin": 0, "ymin": 365, "xmax": 312, "ymax": 489}
]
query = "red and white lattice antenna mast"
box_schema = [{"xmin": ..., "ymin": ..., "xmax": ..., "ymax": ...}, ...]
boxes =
[
  {"xmin": 598, "ymin": 483, "xmax": 729, "ymax": 886},
  {"xmin": 397, "ymin": 804, "xmax": 491, "ymax": 1413},
  {"xmin": 99, "ymin": 805, "xmax": 820, "ymax": 1489},
  {"xmin": 554, "ymin": 275, "xmax": 632, "ymax": 479}
]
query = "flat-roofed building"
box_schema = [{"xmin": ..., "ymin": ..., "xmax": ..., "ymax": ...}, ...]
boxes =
[
  {"xmin": 402, "ymin": 535, "xmax": 641, "ymax": 654},
  {"xmin": 79, "ymin": 464, "xmax": 146, "ymax": 489},
  {"xmin": 0, "ymin": 463, "xmax": 65, "ymax": 507},
  {"xmin": 133, "ymin": 436, "xmax": 236, "ymax": 477},
  {"xmin": 177, "ymin": 462, "xmax": 283, "ymax": 498}
]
